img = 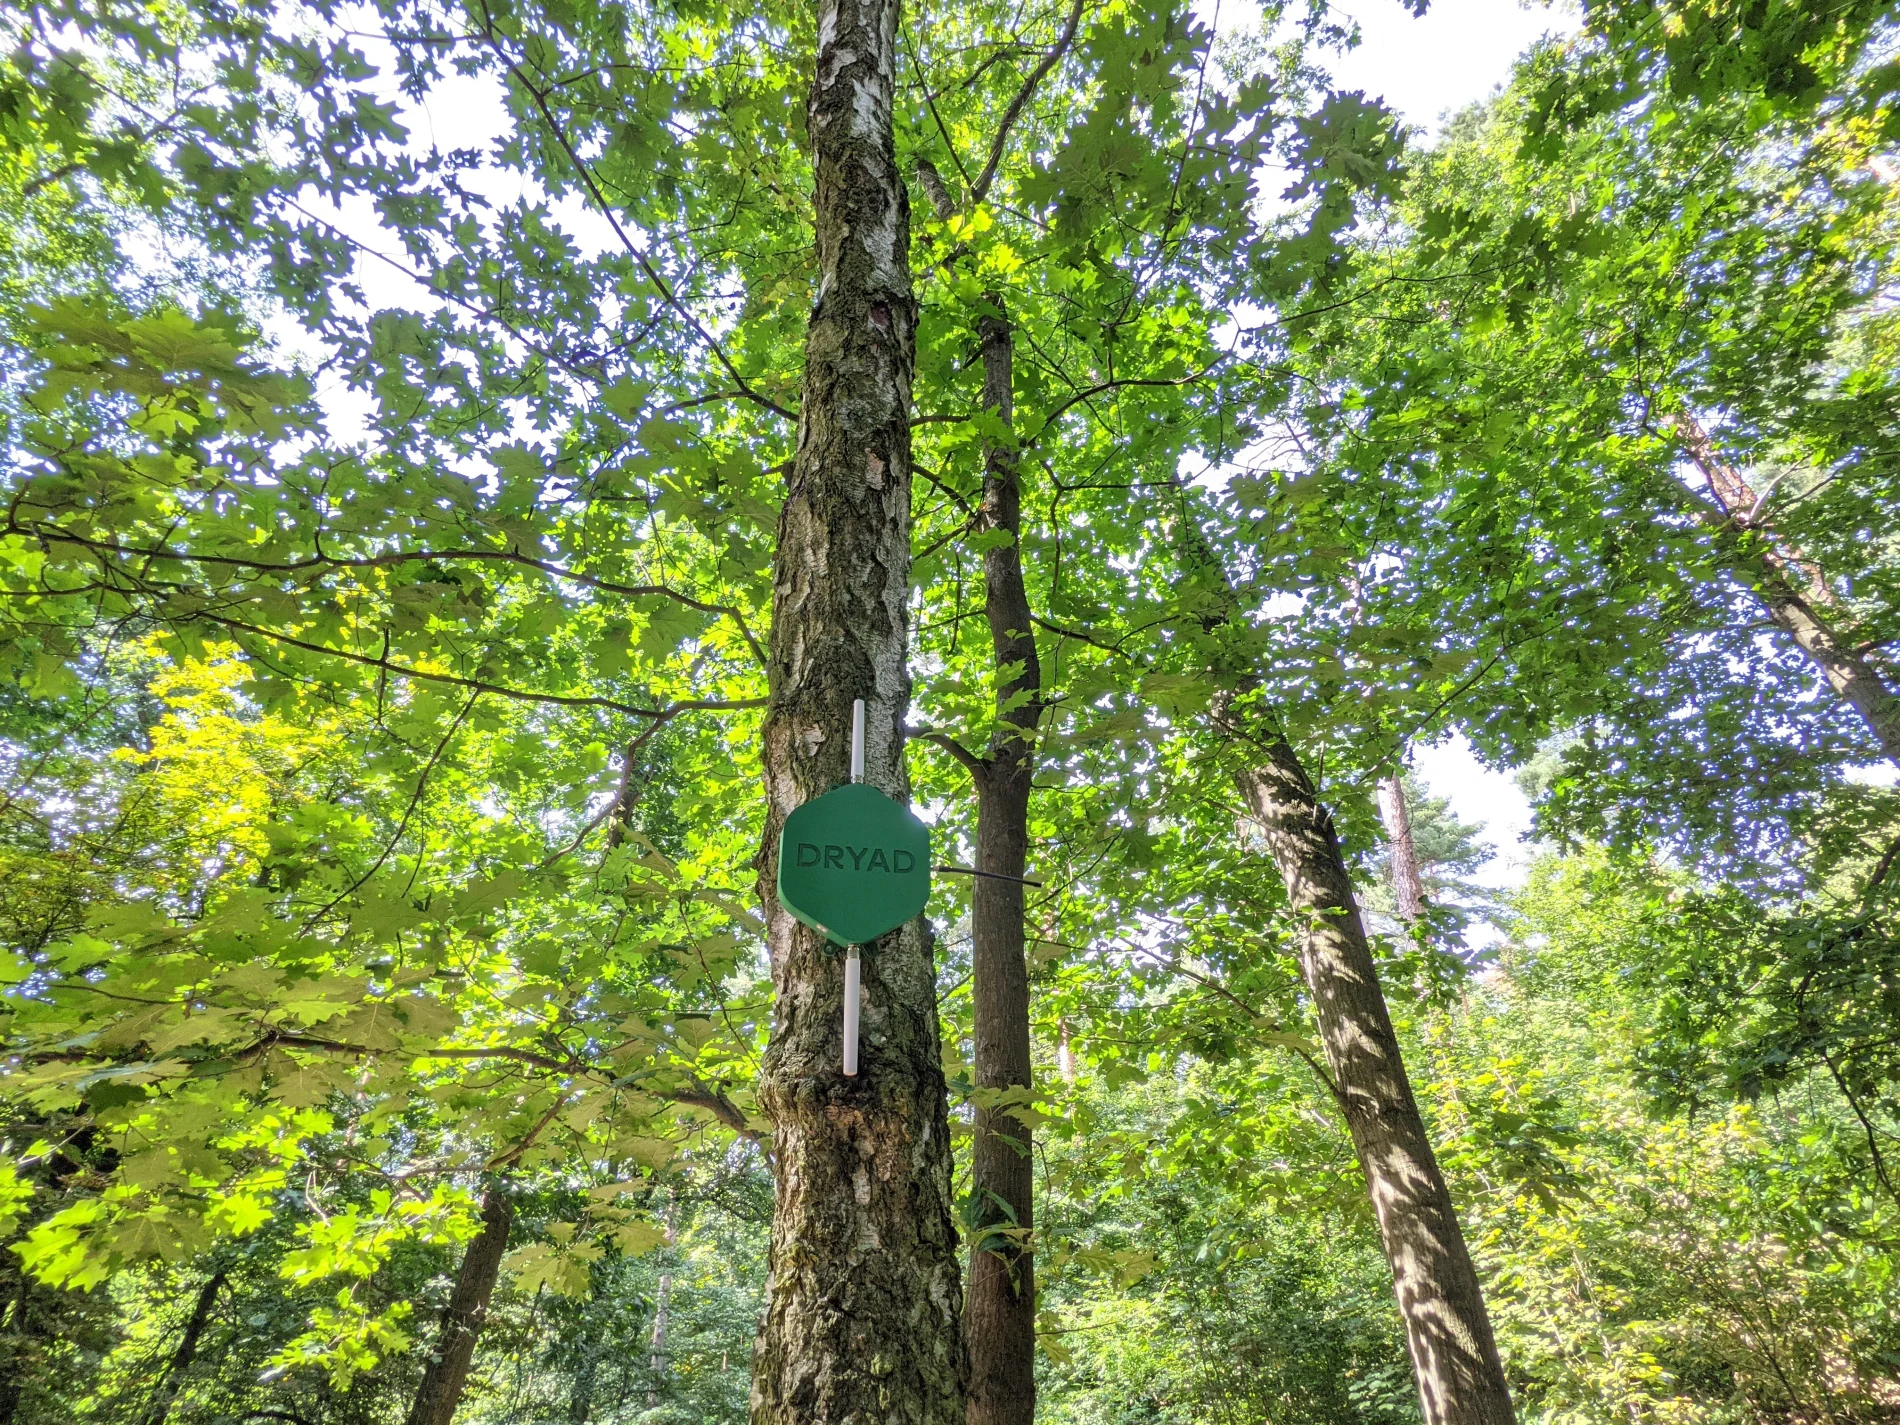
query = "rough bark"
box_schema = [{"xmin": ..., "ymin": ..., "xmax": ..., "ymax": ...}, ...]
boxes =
[
  {"xmin": 1217, "ymin": 699, "xmax": 1516, "ymax": 1425},
  {"xmin": 1672, "ymin": 412, "xmax": 1900, "ymax": 765},
  {"xmin": 962, "ymin": 294, "xmax": 1041, "ymax": 1425},
  {"xmin": 138, "ymin": 1270, "xmax": 226, "ymax": 1425},
  {"xmin": 749, "ymin": 0, "xmax": 964, "ymax": 1419},
  {"xmin": 1378, "ymin": 774, "xmax": 1425, "ymax": 925},
  {"xmin": 405, "ymin": 1185, "xmax": 513, "ymax": 1425}
]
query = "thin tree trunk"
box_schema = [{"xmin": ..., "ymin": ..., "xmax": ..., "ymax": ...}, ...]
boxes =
[
  {"xmin": 0, "ymin": 1274, "xmax": 31, "ymax": 1425},
  {"xmin": 1378, "ymin": 774, "xmax": 1425, "ymax": 924},
  {"xmin": 647, "ymin": 1191, "xmax": 676, "ymax": 1408},
  {"xmin": 1672, "ymin": 412, "xmax": 1900, "ymax": 765},
  {"xmin": 1217, "ymin": 708, "xmax": 1516, "ymax": 1425},
  {"xmin": 749, "ymin": 0, "xmax": 964, "ymax": 1419},
  {"xmin": 405, "ymin": 1184, "xmax": 513, "ymax": 1425},
  {"xmin": 568, "ymin": 1336, "xmax": 601, "ymax": 1425},
  {"xmin": 963, "ymin": 293, "xmax": 1041, "ymax": 1425},
  {"xmin": 138, "ymin": 1270, "xmax": 226, "ymax": 1425},
  {"xmin": 915, "ymin": 154, "xmax": 1043, "ymax": 1425}
]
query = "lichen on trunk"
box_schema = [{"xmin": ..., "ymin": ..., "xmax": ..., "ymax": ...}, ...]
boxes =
[{"xmin": 748, "ymin": 1, "xmax": 964, "ymax": 1421}]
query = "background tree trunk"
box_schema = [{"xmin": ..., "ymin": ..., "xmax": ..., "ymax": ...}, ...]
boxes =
[
  {"xmin": 1219, "ymin": 709, "xmax": 1516, "ymax": 1425},
  {"xmin": 749, "ymin": 0, "xmax": 964, "ymax": 1420},
  {"xmin": 1378, "ymin": 774, "xmax": 1425, "ymax": 925},
  {"xmin": 647, "ymin": 1189, "xmax": 676, "ymax": 1409},
  {"xmin": 138, "ymin": 1270, "xmax": 226, "ymax": 1425},
  {"xmin": 963, "ymin": 294, "xmax": 1041, "ymax": 1425},
  {"xmin": 568, "ymin": 1332, "xmax": 601, "ymax": 1425},
  {"xmin": 914, "ymin": 155, "xmax": 1043, "ymax": 1425},
  {"xmin": 405, "ymin": 1184, "xmax": 513, "ymax": 1425}
]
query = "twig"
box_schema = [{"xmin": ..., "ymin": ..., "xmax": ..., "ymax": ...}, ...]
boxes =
[
  {"xmin": 909, "ymin": 726, "xmax": 990, "ymax": 776},
  {"xmin": 306, "ymin": 691, "xmax": 481, "ymax": 926},
  {"xmin": 935, "ymin": 864, "xmax": 1044, "ymax": 887},
  {"xmin": 199, "ymin": 607, "xmax": 764, "ymax": 721},
  {"xmin": 472, "ymin": 6, "xmax": 795, "ymax": 423}
]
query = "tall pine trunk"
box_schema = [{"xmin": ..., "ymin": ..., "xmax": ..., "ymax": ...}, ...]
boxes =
[
  {"xmin": 405, "ymin": 1184, "xmax": 513, "ymax": 1425},
  {"xmin": 964, "ymin": 295, "xmax": 1041, "ymax": 1425},
  {"xmin": 1217, "ymin": 708, "xmax": 1516, "ymax": 1425},
  {"xmin": 749, "ymin": 0, "xmax": 964, "ymax": 1419},
  {"xmin": 1378, "ymin": 774, "xmax": 1425, "ymax": 925}
]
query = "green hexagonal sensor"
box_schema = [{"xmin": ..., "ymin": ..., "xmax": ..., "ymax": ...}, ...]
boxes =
[{"xmin": 776, "ymin": 782, "xmax": 931, "ymax": 946}]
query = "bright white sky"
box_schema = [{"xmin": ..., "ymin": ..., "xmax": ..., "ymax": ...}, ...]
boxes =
[{"xmin": 1320, "ymin": 0, "xmax": 1578, "ymax": 137}]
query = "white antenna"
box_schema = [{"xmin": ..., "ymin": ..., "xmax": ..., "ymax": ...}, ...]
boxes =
[
  {"xmin": 844, "ymin": 697, "xmax": 866, "ymax": 1076},
  {"xmin": 842, "ymin": 945, "xmax": 861, "ymax": 1076}
]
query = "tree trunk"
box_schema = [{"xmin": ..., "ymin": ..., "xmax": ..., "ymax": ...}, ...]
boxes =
[
  {"xmin": 962, "ymin": 293, "xmax": 1041, "ymax": 1425},
  {"xmin": 0, "ymin": 1274, "xmax": 31, "ymax": 1425},
  {"xmin": 405, "ymin": 1184, "xmax": 513, "ymax": 1425},
  {"xmin": 749, "ymin": 0, "xmax": 964, "ymax": 1419},
  {"xmin": 568, "ymin": 1336, "xmax": 601, "ymax": 1425},
  {"xmin": 1672, "ymin": 412, "xmax": 1900, "ymax": 765},
  {"xmin": 915, "ymin": 155, "xmax": 1043, "ymax": 1425},
  {"xmin": 139, "ymin": 1270, "xmax": 225, "ymax": 1425},
  {"xmin": 1740, "ymin": 555, "xmax": 1900, "ymax": 765},
  {"xmin": 1218, "ymin": 700, "xmax": 1516, "ymax": 1425},
  {"xmin": 1168, "ymin": 489, "xmax": 1512, "ymax": 1424},
  {"xmin": 1378, "ymin": 774, "xmax": 1425, "ymax": 925},
  {"xmin": 647, "ymin": 1191, "xmax": 676, "ymax": 1409}
]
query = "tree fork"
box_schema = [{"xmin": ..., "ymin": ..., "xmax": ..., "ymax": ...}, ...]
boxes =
[
  {"xmin": 405, "ymin": 1184, "xmax": 513, "ymax": 1425},
  {"xmin": 749, "ymin": 0, "xmax": 964, "ymax": 1419}
]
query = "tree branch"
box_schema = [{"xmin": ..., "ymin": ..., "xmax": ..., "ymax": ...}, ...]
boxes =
[
  {"xmin": 471, "ymin": 8, "xmax": 796, "ymax": 423},
  {"xmin": 907, "ymin": 725, "xmax": 990, "ymax": 777},
  {"xmin": 198, "ymin": 607, "xmax": 764, "ymax": 721},
  {"xmin": 968, "ymin": 0, "xmax": 1089, "ymax": 206},
  {"xmin": 8, "ymin": 519, "xmax": 768, "ymax": 669}
]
